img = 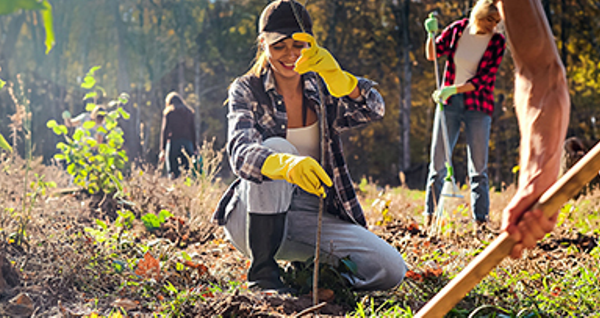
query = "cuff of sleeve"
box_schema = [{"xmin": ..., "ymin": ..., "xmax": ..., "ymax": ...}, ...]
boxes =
[
  {"xmin": 354, "ymin": 77, "xmax": 378, "ymax": 101},
  {"xmin": 467, "ymin": 78, "xmax": 481, "ymax": 91}
]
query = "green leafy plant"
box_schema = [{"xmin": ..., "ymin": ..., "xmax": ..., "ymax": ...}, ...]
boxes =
[
  {"xmin": 141, "ymin": 210, "xmax": 173, "ymax": 231},
  {"xmin": 47, "ymin": 66, "xmax": 130, "ymax": 196},
  {"xmin": 0, "ymin": 133, "xmax": 11, "ymax": 153},
  {"xmin": 1, "ymin": 74, "xmax": 45, "ymax": 248},
  {"xmin": 115, "ymin": 210, "xmax": 135, "ymax": 230},
  {"xmin": 11, "ymin": 173, "xmax": 57, "ymax": 246},
  {"xmin": 0, "ymin": 0, "xmax": 54, "ymax": 53},
  {"xmin": 282, "ymin": 256, "xmax": 357, "ymax": 306},
  {"xmin": 161, "ymin": 281, "xmax": 217, "ymax": 317}
]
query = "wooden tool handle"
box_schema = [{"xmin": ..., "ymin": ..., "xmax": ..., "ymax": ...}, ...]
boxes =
[{"xmin": 415, "ymin": 142, "xmax": 600, "ymax": 318}]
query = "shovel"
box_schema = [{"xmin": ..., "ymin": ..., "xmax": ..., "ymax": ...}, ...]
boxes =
[{"xmin": 416, "ymin": 141, "xmax": 600, "ymax": 317}]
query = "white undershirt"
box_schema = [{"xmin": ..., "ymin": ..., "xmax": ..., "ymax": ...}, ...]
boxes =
[
  {"xmin": 454, "ymin": 23, "xmax": 493, "ymax": 85},
  {"xmin": 286, "ymin": 121, "xmax": 320, "ymax": 160}
]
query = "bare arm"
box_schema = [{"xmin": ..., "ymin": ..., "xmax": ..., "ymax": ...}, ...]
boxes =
[
  {"xmin": 455, "ymin": 82, "xmax": 476, "ymax": 93},
  {"xmin": 425, "ymin": 36, "xmax": 435, "ymax": 61},
  {"xmin": 497, "ymin": 0, "xmax": 570, "ymax": 258}
]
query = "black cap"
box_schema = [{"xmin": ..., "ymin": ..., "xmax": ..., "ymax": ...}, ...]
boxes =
[{"xmin": 258, "ymin": 0, "xmax": 312, "ymax": 45}]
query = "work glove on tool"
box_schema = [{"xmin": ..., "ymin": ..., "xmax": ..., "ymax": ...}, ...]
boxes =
[
  {"xmin": 261, "ymin": 153, "xmax": 333, "ymax": 198},
  {"xmin": 292, "ymin": 33, "xmax": 358, "ymax": 98},
  {"xmin": 432, "ymin": 86, "xmax": 458, "ymax": 103},
  {"xmin": 424, "ymin": 13, "xmax": 438, "ymax": 37}
]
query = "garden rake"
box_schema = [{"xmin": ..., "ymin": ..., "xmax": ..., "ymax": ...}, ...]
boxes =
[{"xmin": 428, "ymin": 13, "xmax": 463, "ymax": 237}]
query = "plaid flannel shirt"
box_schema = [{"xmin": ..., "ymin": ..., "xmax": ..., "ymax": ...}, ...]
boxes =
[
  {"xmin": 436, "ymin": 18, "xmax": 506, "ymax": 116},
  {"xmin": 212, "ymin": 68, "xmax": 385, "ymax": 227}
]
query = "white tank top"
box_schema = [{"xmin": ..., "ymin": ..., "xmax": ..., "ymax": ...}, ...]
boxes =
[
  {"xmin": 454, "ymin": 23, "xmax": 493, "ymax": 85},
  {"xmin": 286, "ymin": 121, "xmax": 320, "ymax": 160}
]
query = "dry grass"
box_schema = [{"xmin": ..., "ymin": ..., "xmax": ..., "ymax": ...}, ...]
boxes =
[{"xmin": 0, "ymin": 150, "xmax": 598, "ymax": 317}]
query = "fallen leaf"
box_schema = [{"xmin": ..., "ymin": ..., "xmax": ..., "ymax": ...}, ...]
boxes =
[
  {"xmin": 5, "ymin": 293, "xmax": 34, "ymax": 317},
  {"xmin": 135, "ymin": 252, "xmax": 161, "ymax": 279},
  {"xmin": 12, "ymin": 293, "xmax": 33, "ymax": 306},
  {"xmin": 193, "ymin": 285, "xmax": 215, "ymax": 298},
  {"xmin": 183, "ymin": 260, "xmax": 209, "ymax": 276},
  {"xmin": 113, "ymin": 298, "xmax": 138, "ymax": 311},
  {"xmin": 405, "ymin": 270, "xmax": 423, "ymax": 282},
  {"xmin": 184, "ymin": 260, "xmax": 199, "ymax": 268},
  {"xmin": 407, "ymin": 222, "xmax": 419, "ymax": 232},
  {"xmin": 423, "ymin": 260, "xmax": 443, "ymax": 278}
]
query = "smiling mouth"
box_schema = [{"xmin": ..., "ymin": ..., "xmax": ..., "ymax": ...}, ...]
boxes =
[{"xmin": 280, "ymin": 62, "xmax": 296, "ymax": 70}]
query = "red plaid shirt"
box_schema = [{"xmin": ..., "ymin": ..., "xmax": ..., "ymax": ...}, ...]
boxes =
[{"xmin": 435, "ymin": 18, "xmax": 505, "ymax": 116}]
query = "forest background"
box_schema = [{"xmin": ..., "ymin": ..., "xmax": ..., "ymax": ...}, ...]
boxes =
[{"xmin": 1, "ymin": 0, "xmax": 599, "ymax": 189}]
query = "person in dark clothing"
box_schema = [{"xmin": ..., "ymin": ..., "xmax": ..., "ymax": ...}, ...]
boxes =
[{"xmin": 159, "ymin": 92, "xmax": 198, "ymax": 179}]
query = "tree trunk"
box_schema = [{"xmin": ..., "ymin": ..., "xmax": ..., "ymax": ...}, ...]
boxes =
[
  {"xmin": 177, "ymin": 2, "xmax": 186, "ymax": 96},
  {"xmin": 112, "ymin": 1, "xmax": 139, "ymax": 159},
  {"xmin": 465, "ymin": 0, "xmax": 474, "ymax": 16},
  {"xmin": 112, "ymin": 1, "xmax": 130, "ymax": 94},
  {"xmin": 324, "ymin": 0, "xmax": 340, "ymax": 52},
  {"xmin": 194, "ymin": 58, "xmax": 202, "ymax": 145},
  {"xmin": 80, "ymin": 0, "xmax": 94, "ymax": 80},
  {"xmin": 560, "ymin": 0, "xmax": 568, "ymax": 68},
  {"xmin": 136, "ymin": 68, "xmax": 143, "ymax": 158},
  {"xmin": 493, "ymin": 95, "xmax": 505, "ymax": 191},
  {"xmin": 0, "ymin": 13, "xmax": 26, "ymax": 79},
  {"xmin": 542, "ymin": 0, "xmax": 553, "ymax": 30},
  {"xmin": 390, "ymin": 0, "xmax": 412, "ymax": 176},
  {"xmin": 399, "ymin": 0, "xmax": 412, "ymax": 173}
]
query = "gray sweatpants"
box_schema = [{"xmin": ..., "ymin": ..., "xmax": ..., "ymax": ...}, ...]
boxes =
[{"xmin": 223, "ymin": 138, "xmax": 406, "ymax": 291}]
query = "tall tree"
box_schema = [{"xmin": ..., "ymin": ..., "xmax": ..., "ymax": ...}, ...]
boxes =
[{"xmin": 389, "ymin": 0, "xmax": 412, "ymax": 174}]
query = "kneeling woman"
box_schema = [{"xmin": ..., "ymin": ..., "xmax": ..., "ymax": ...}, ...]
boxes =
[{"xmin": 213, "ymin": 0, "xmax": 406, "ymax": 291}]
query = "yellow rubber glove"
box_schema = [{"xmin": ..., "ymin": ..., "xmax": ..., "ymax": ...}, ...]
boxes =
[
  {"xmin": 261, "ymin": 153, "xmax": 333, "ymax": 198},
  {"xmin": 292, "ymin": 33, "xmax": 358, "ymax": 98}
]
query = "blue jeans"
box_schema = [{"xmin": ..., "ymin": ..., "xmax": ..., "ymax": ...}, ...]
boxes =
[
  {"xmin": 223, "ymin": 137, "xmax": 406, "ymax": 291},
  {"xmin": 424, "ymin": 94, "xmax": 491, "ymax": 222}
]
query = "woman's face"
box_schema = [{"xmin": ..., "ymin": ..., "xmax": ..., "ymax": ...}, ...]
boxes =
[
  {"xmin": 474, "ymin": 12, "xmax": 501, "ymax": 34},
  {"xmin": 265, "ymin": 37, "xmax": 308, "ymax": 79}
]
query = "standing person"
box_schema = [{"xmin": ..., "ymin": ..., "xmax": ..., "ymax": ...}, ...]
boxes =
[
  {"xmin": 423, "ymin": 0, "xmax": 506, "ymax": 231},
  {"xmin": 159, "ymin": 92, "xmax": 198, "ymax": 179},
  {"xmin": 63, "ymin": 104, "xmax": 106, "ymax": 146},
  {"xmin": 89, "ymin": 105, "xmax": 107, "ymax": 146},
  {"xmin": 212, "ymin": 0, "xmax": 406, "ymax": 292},
  {"xmin": 495, "ymin": 0, "xmax": 569, "ymax": 259}
]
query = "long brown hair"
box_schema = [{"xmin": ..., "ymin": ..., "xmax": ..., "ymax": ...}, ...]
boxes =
[
  {"xmin": 245, "ymin": 35, "xmax": 270, "ymax": 78},
  {"xmin": 164, "ymin": 91, "xmax": 194, "ymax": 115}
]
